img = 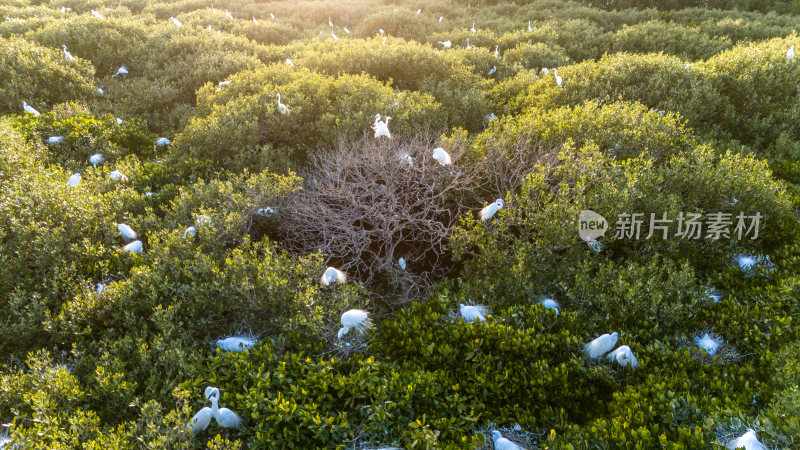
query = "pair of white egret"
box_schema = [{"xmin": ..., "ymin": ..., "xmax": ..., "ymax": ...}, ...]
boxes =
[
  {"xmin": 189, "ymin": 387, "xmax": 242, "ymax": 434},
  {"xmin": 584, "ymin": 332, "xmax": 639, "ymax": 368},
  {"xmin": 118, "ymin": 224, "xmax": 143, "ymax": 254},
  {"xmin": 372, "ymin": 114, "xmax": 392, "ymax": 139}
]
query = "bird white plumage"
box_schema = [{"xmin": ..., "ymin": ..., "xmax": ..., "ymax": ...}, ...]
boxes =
[
  {"xmin": 285, "ymin": 58, "xmax": 293, "ymax": 66},
  {"xmin": 372, "ymin": 114, "xmax": 392, "ymax": 139},
  {"xmin": 183, "ymin": 226, "xmax": 196, "ymax": 238},
  {"xmin": 398, "ymin": 257, "xmax": 406, "ymax": 270},
  {"xmin": 47, "ymin": 136, "xmax": 64, "ymax": 144},
  {"xmin": 459, "ymin": 303, "xmax": 488, "ymax": 322},
  {"xmin": 466, "ymin": 38, "xmax": 471, "ymax": 50},
  {"xmin": 170, "ymin": 17, "xmax": 182, "ymax": 26},
  {"xmin": 431, "ymin": 147, "xmax": 452, "ymax": 166},
  {"xmin": 439, "ymin": 16, "xmax": 443, "ymax": 22},
  {"xmin": 438, "ymin": 40, "xmax": 451, "ymax": 48},
  {"xmin": 216, "ymin": 336, "xmax": 256, "ymax": 352},
  {"xmin": 189, "ymin": 387, "xmax": 242, "ymax": 435},
  {"xmin": 694, "ymin": 332, "xmax": 722, "ymax": 355},
  {"xmin": 787, "ymin": 45, "xmax": 795, "ymax": 60},
  {"xmin": 343, "ymin": 27, "xmax": 350, "ymax": 34},
  {"xmin": 607, "ymin": 345, "xmax": 639, "ymax": 368},
  {"xmin": 494, "ymin": 45, "xmax": 499, "ymax": 58},
  {"xmin": 62, "ymin": 44, "xmax": 74, "ymax": 60},
  {"xmin": 331, "ymin": 30, "xmax": 338, "ymax": 40},
  {"xmin": 68, "ymin": 173, "xmax": 81, "ymax": 186},
  {"xmin": 379, "ymin": 28, "xmax": 385, "ymax": 35},
  {"xmin": 727, "ymin": 429, "xmax": 767, "ymax": 450},
  {"xmin": 587, "ymin": 239, "xmax": 603, "ymax": 252},
  {"xmin": 488, "ymin": 66, "xmax": 497, "ymax": 76},
  {"xmin": 91, "ymin": 10, "xmax": 104, "ymax": 19},
  {"xmin": 491, "ymin": 431, "xmax": 522, "ymax": 450},
  {"xmin": 584, "ymin": 332, "xmax": 618, "ymax": 358},
  {"xmin": 225, "ymin": 10, "xmax": 233, "ymax": 19},
  {"xmin": 528, "ymin": 20, "xmax": 532, "ymax": 32},
  {"xmin": 471, "ymin": 22, "xmax": 476, "ymax": 33},
  {"xmin": 480, "ymin": 199, "xmax": 504, "ymax": 221},
  {"xmin": 155, "ymin": 137, "xmax": 171, "ymax": 147},
  {"xmin": 541, "ymin": 67, "xmax": 549, "ymax": 75},
  {"xmin": 123, "ymin": 240, "xmax": 143, "ymax": 254},
  {"xmin": 540, "ymin": 298, "xmax": 559, "ymax": 315},
  {"xmin": 22, "ymin": 101, "xmax": 40, "ymax": 116},
  {"xmin": 270, "ymin": 13, "xmax": 275, "ymax": 19},
  {"xmin": 276, "ymin": 94, "xmax": 290, "ymax": 115},
  {"xmin": 89, "ymin": 153, "xmax": 104, "ymax": 167},
  {"xmin": 112, "ymin": 66, "xmax": 128, "ymax": 77},
  {"xmin": 109, "ymin": 170, "xmax": 127, "ymax": 181},
  {"xmin": 252, "ymin": 16, "xmax": 258, "ymax": 25},
  {"xmin": 554, "ymin": 68, "xmax": 562, "ymax": 87},
  {"xmin": 321, "ymin": 267, "xmax": 346, "ymax": 286},
  {"xmin": 338, "ymin": 309, "xmax": 371, "ymax": 339},
  {"xmin": 117, "ymin": 223, "xmax": 137, "ymax": 241},
  {"xmin": 97, "ymin": 87, "xmax": 104, "ymax": 95}
]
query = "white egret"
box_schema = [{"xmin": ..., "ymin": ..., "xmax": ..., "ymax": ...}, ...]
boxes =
[
  {"xmin": 438, "ymin": 40, "xmax": 452, "ymax": 48},
  {"xmin": 171, "ymin": 17, "xmax": 182, "ymax": 27},
  {"xmin": 210, "ymin": 4, "xmax": 215, "ymax": 12},
  {"xmin": 439, "ymin": 16, "xmax": 443, "ymax": 22},
  {"xmin": 225, "ymin": 10, "xmax": 233, "ymax": 19},
  {"xmin": 252, "ymin": 16, "xmax": 258, "ymax": 25},
  {"xmin": 109, "ymin": 170, "xmax": 128, "ymax": 181},
  {"xmin": 276, "ymin": 94, "xmax": 290, "ymax": 115},
  {"xmin": 47, "ymin": 136, "xmax": 64, "ymax": 144},
  {"xmin": 257, "ymin": 207, "xmax": 275, "ymax": 217},
  {"xmin": 155, "ymin": 137, "xmax": 171, "ymax": 147},
  {"xmin": 466, "ymin": 38, "xmax": 471, "ymax": 50},
  {"xmin": 97, "ymin": 87, "xmax": 104, "ymax": 95},
  {"xmin": 91, "ymin": 9, "xmax": 104, "ymax": 19},
  {"xmin": 144, "ymin": 191, "xmax": 153, "ymax": 197},
  {"xmin": 479, "ymin": 199, "xmax": 504, "ymax": 221},
  {"xmin": 528, "ymin": 20, "xmax": 532, "ymax": 32},
  {"xmin": 554, "ymin": 68, "xmax": 562, "ymax": 87},
  {"xmin": 118, "ymin": 223, "xmax": 137, "ymax": 241},
  {"xmin": 195, "ymin": 215, "xmax": 212, "ymax": 227},
  {"xmin": 96, "ymin": 283, "xmax": 104, "ymax": 294},
  {"xmin": 459, "ymin": 303, "xmax": 488, "ymax": 322},
  {"xmin": 494, "ymin": 45, "xmax": 499, "ymax": 58},
  {"xmin": 328, "ymin": 16, "xmax": 333, "ymax": 27},
  {"xmin": 787, "ymin": 46, "xmax": 795, "ymax": 60},
  {"xmin": 62, "ymin": 44, "xmax": 74, "ymax": 60},
  {"xmin": 115, "ymin": 117, "xmax": 123, "ymax": 124},
  {"xmin": 216, "ymin": 336, "xmax": 256, "ymax": 352},
  {"xmin": 491, "ymin": 431, "xmax": 522, "ymax": 450},
  {"xmin": 431, "ymin": 147, "xmax": 452, "ymax": 165},
  {"xmin": 372, "ymin": 114, "xmax": 392, "ymax": 139},
  {"xmin": 331, "ymin": 29, "xmax": 338, "ymax": 40},
  {"xmin": 694, "ymin": 332, "xmax": 722, "ymax": 355},
  {"xmin": 111, "ymin": 66, "xmax": 128, "ymax": 77},
  {"xmin": 541, "ymin": 67, "xmax": 549, "ymax": 75},
  {"xmin": 485, "ymin": 112, "xmax": 496, "ymax": 122},
  {"xmin": 471, "ymin": 22, "xmax": 476, "ymax": 33},
  {"xmin": 337, "ymin": 309, "xmax": 371, "ymax": 339},
  {"xmin": 343, "ymin": 27, "xmax": 350, "ymax": 34},
  {"xmin": 734, "ymin": 254, "xmax": 760, "ymax": 271},
  {"xmin": 189, "ymin": 387, "xmax": 243, "ymax": 435},
  {"xmin": 68, "ymin": 173, "xmax": 81, "ymax": 186},
  {"xmin": 398, "ymin": 257, "xmax": 406, "ymax": 270},
  {"xmin": 379, "ymin": 28, "xmax": 385, "ymax": 35},
  {"xmin": 608, "ymin": 345, "xmax": 639, "ymax": 368},
  {"xmin": 727, "ymin": 429, "xmax": 767, "ymax": 450},
  {"xmin": 89, "ymin": 153, "xmax": 104, "ymax": 167},
  {"xmin": 183, "ymin": 226, "xmax": 197, "ymax": 238},
  {"xmin": 587, "ymin": 239, "xmax": 603, "ymax": 252},
  {"xmin": 217, "ymin": 80, "xmax": 230, "ymax": 90},
  {"xmin": 270, "ymin": 13, "xmax": 275, "ymax": 19},
  {"xmin": 123, "ymin": 240, "xmax": 143, "ymax": 254},
  {"xmin": 584, "ymin": 332, "xmax": 618, "ymax": 359},
  {"xmin": 285, "ymin": 58, "xmax": 293, "ymax": 66},
  {"xmin": 416, "ymin": 8, "xmax": 422, "ymax": 14},
  {"xmin": 22, "ymin": 101, "xmax": 40, "ymax": 116},
  {"xmin": 320, "ymin": 267, "xmax": 346, "ymax": 286},
  {"xmin": 540, "ymin": 298, "xmax": 559, "ymax": 315},
  {"xmin": 488, "ymin": 66, "xmax": 496, "ymax": 76}
]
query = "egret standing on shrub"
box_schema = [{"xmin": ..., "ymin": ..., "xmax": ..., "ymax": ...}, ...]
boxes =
[
  {"xmin": 61, "ymin": 44, "xmax": 74, "ymax": 60},
  {"xmin": 109, "ymin": 170, "xmax": 127, "ymax": 181},
  {"xmin": 22, "ymin": 101, "xmax": 40, "ymax": 116},
  {"xmin": 432, "ymin": 147, "xmax": 452, "ymax": 166},
  {"xmin": 787, "ymin": 46, "xmax": 795, "ymax": 60},
  {"xmin": 584, "ymin": 332, "xmax": 618, "ymax": 359},
  {"xmin": 155, "ymin": 137, "xmax": 171, "ymax": 147},
  {"xmin": 183, "ymin": 226, "xmax": 196, "ymax": 238},
  {"xmin": 216, "ymin": 336, "xmax": 256, "ymax": 352},
  {"xmin": 727, "ymin": 428, "xmax": 767, "ymax": 450},
  {"xmin": 438, "ymin": 40, "xmax": 451, "ymax": 48},
  {"xmin": 276, "ymin": 94, "xmax": 290, "ymax": 115},
  {"xmin": 488, "ymin": 66, "xmax": 497, "ymax": 76},
  {"xmin": 554, "ymin": 68, "xmax": 562, "ymax": 87},
  {"xmin": 372, "ymin": 114, "xmax": 392, "ymax": 139},
  {"xmin": 89, "ymin": 153, "xmax": 104, "ymax": 167},
  {"xmin": 491, "ymin": 431, "xmax": 522, "ymax": 450},
  {"xmin": 189, "ymin": 387, "xmax": 243, "ymax": 435},
  {"xmin": 540, "ymin": 298, "xmax": 559, "ymax": 315},
  {"xmin": 68, "ymin": 173, "xmax": 81, "ymax": 186},
  {"xmin": 338, "ymin": 309, "xmax": 371, "ymax": 339},
  {"xmin": 47, "ymin": 136, "xmax": 64, "ymax": 144},
  {"xmin": 694, "ymin": 332, "xmax": 722, "ymax": 355},
  {"xmin": 480, "ymin": 199, "xmax": 504, "ymax": 221},
  {"xmin": 321, "ymin": 267, "xmax": 346, "ymax": 286},
  {"xmin": 117, "ymin": 224, "xmax": 137, "ymax": 241},
  {"xmin": 91, "ymin": 9, "xmax": 104, "ymax": 19},
  {"xmin": 111, "ymin": 66, "xmax": 128, "ymax": 77},
  {"xmin": 607, "ymin": 345, "xmax": 639, "ymax": 368},
  {"xmin": 459, "ymin": 303, "xmax": 488, "ymax": 322},
  {"xmin": 123, "ymin": 240, "xmax": 143, "ymax": 254},
  {"xmin": 170, "ymin": 17, "xmax": 182, "ymax": 27}
]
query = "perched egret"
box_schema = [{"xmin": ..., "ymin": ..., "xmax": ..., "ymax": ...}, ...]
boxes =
[
  {"xmin": 252, "ymin": 16, "xmax": 258, "ymax": 25},
  {"xmin": 343, "ymin": 27, "xmax": 350, "ymax": 34},
  {"xmin": 607, "ymin": 345, "xmax": 639, "ymax": 368},
  {"xmin": 494, "ymin": 45, "xmax": 499, "ymax": 58},
  {"xmin": 68, "ymin": 173, "xmax": 81, "ymax": 186},
  {"xmin": 479, "ymin": 199, "xmax": 504, "ymax": 221},
  {"xmin": 439, "ymin": 16, "xmax": 443, "ymax": 22},
  {"xmin": 62, "ymin": 44, "xmax": 74, "ymax": 60},
  {"xmin": 109, "ymin": 170, "xmax": 128, "ymax": 182},
  {"xmin": 438, "ymin": 40, "xmax": 452, "ymax": 48},
  {"xmin": 466, "ymin": 38, "xmax": 471, "ymax": 50},
  {"xmin": 459, "ymin": 303, "xmax": 488, "ymax": 322},
  {"xmin": 788, "ymin": 45, "xmax": 795, "ymax": 60},
  {"xmin": 727, "ymin": 429, "xmax": 767, "ymax": 450},
  {"xmin": 276, "ymin": 94, "xmax": 290, "ymax": 115},
  {"xmin": 328, "ymin": 16, "xmax": 334, "ymax": 27},
  {"xmin": 331, "ymin": 29, "xmax": 338, "ymax": 40},
  {"xmin": 118, "ymin": 224, "xmax": 137, "ymax": 241},
  {"xmin": 155, "ymin": 137, "xmax": 171, "ymax": 147},
  {"xmin": 587, "ymin": 239, "xmax": 603, "ymax": 252},
  {"xmin": 485, "ymin": 112, "xmax": 496, "ymax": 122},
  {"xmin": 379, "ymin": 28, "xmax": 385, "ymax": 35},
  {"xmin": 97, "ymin": 87, "xmax": 104, "ymax": 95},
  {"xmin": 47, "ymin": 136, "xmax": 64, "ymax": 144},
  {"xmin": 584, "ymin": 332, "xmax": 619, "ymax": 359},
  {"xmin": 217, "ymin": 80, "xmax": 230, "ymax": 90},
  {"xmin": 471, "ymin": 22, "xmax": 476, "ymax": 33},
  {"xmin": 337, "ymin": 309, "xmax": 371, "ymax": 339},
  {"xmin": 285, "ymin": 58, "xmax": 293, "ymax": 66},
  {"xmin": 91, "ymin": 9, "xmax": 104, "ymax": 19},
  {"xmin": 144, "ymin": 191, "xmax": 153, "ymax": 197},
  {"xmin": 22, "ymin": 101, "xmax": 40, "ymax": 116},
  {"xmin": 123, "ymin": 240, "xmax": 143, "ymax": 254},
  {"xmin": 398, "ymin": 257, "xmax": 406, "ymax": 270},
  {"xmin": 372, "ymin": 114, "xmax": 392, "ymax": 139},
  {"xmin": 554, "ymin": 68, "xmax": 562, "ymax": 87},
  {"xmin": 216, "ymin": 336, "xmax": 256, "ymax": 352},
  {"xmin": 734, "ymin": 254, "xmax": 761, "ymax": 271},
  {"xmin": 189, "ymin": 387, "xmax": 243, "ymax": 435},
  {"xmin": 225, "ymin": 10, "xmax": 233, "ymax": 19},
  {"xmin": 487, "ymin": 66, "xmax": 497, "ymax": 76},
  {"xmin": 195, "ymin": 215, "xmax": 212, "ymax": 227},
  {"xmin": 270, "ymin": 13, "xmax": 275, "ymax": 19},
  {"xmin": 257, "ymin": 207, "xmax": 275, "ymax": 217},
  {"xmin": 491, "ymin": 431, "xmax": 522, "ymax": 450},
  {"xmin": 416, "ymin": 8, "xmax": 422, "ymax": 14},
  {"xmin": 528, "ymin": 20, "xmax": 532, "ymax": 32},
  {"xmin": 115, "ymin": 117, "xmax": 123, "ymax": 124},
  {"xmin": 111, "ymin": 66, "xmax": 128, "ymax": 77},
  {"xmin": 320, "ymin": 267, "xmax": 346, "ymax": 286},
  {"xmin": 89, "ymin": 153, "xmax": 104, "ymax": 167},
  {"xmin": 210, "ymin": 4, "xmax": 215, "ymax": 12},
  {"xmin": 540, "ymin": 298, "xmax": 559, "ymax": 315},
  {"xmin": 171, "ymin": 17, "xmax": 182, "ymax": 26},
  {"xmin": 694, "ymin": 332, "xmax": 722, "ymax": 355},
  {"xmin": 431, "ymin": 147, "xmax": 452, "ymax": 165},
  {"xmin": 541, "ymin": 67, "xmax": 549, "ymax": 75},
  {"xmin": 96, "ymin": 283, "xmax": 104, "ymax": 294},
  {"xmin": 183, "ymin": 226, "xmax": 197, "ymax": 238}
]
